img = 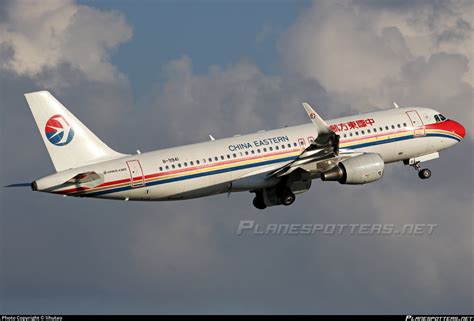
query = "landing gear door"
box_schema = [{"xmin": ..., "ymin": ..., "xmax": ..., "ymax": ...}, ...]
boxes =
[
  {"xmin": 126, "ymin": 160, "xmax": 145, "ymax": 187},
  {"xmin": 406, "ymin": 110, "xmax": 425, "ymax": 136}
]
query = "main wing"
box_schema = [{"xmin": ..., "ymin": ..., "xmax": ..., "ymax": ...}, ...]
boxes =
[{"xmin": 268, "ymin": 102, "xmax": 356, "ymax": 178}]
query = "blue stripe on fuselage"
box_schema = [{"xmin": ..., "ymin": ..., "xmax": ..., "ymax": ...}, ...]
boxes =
[
  {"xmin": 81, "ymin": 132, "xmax": 460, "ymax": 197},
  {"xmin": 84, "ymin": 155, "xmax": 298, "ymax": 197}
]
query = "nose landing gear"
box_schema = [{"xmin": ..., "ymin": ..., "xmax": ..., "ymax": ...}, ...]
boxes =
[
  {"xmin": 410, "ymin": 161, "xmax": 431, "ymax": 180},
  {"xmin": 418, "ymin": 168, "xmax": 431, "ymax": 179}
]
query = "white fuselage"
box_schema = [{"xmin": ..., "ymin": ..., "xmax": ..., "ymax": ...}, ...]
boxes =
[{"xmin": 33, "ymin": 107, "xmax": 464, "ymax": 201}]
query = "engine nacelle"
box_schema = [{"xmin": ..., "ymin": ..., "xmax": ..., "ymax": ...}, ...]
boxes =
[{"xmin": 321, "ymin": 153, "xmax": 384, "ymax": 185}]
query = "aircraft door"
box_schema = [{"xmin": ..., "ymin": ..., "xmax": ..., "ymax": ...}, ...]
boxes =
[
  {"xmin": 126, "ymin": 160, "xmax": 145, "ymax": 187},
  {"xmin": 406, "ymin": 110, "xmax": 425, "ymax": 136}
]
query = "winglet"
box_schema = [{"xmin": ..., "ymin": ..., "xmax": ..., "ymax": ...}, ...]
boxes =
[{"xmin": 302, "ymin": 102, "xmax": 332, "ymax": 134}]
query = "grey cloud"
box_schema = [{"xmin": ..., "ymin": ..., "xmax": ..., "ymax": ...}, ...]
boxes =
[
  {"xmin": 281, "ymin": 0, "xmax": 473, "ymax": 143},
  {"xmin": 135, "ymin": 56, "xmax": 338, "ymax": 152},
  {"xmin": 376, "ymin": 53, "xmax": 473, "ymax": 131},
  {"xmin": 436, "ymin": 18, "xmax": 472, "ymax": 44},
  {"xmin": 0, "ymin": 0, "xmax": 132, "ymax": 84}
]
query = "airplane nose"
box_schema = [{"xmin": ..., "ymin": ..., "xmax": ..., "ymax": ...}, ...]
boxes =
[{"xmin": 453, "ymin": 120, "xmax": 466, "ymax": 139}]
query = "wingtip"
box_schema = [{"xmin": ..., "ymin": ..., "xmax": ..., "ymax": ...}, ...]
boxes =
[
  {"xmin": 302, "ymin": 102, "xmax": 317, "ymax": 114},
  {"xmin": 24, "ymin": 90, "xmax": 50, "ymax": 97}
]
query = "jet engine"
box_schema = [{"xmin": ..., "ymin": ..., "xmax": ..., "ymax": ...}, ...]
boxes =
[{"xmin": 321, "ymin": 153, "xmax": 384, "ymax": 184}]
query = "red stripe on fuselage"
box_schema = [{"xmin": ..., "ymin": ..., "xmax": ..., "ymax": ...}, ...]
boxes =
[
  {"xmin": 59, "ymin": 148, "xmax": 303, "ymax": 194},
  {"xmin": 340, "ymin": 128, "xmax": 409, "ymax": 143},
  {"xmin": 59, "ymin": 121, "xmax": 463, "ymax": 196}
]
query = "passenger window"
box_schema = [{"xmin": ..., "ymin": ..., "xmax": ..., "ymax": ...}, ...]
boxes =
[
  {"xmin": 361, "ymin": 130, "xmax": 365, "ymax": 134},
  {"xmin": 263, "ymin": 148, "xmax": 267, "ymax": 152},
  {"xmin": 275, "ymin": 146, "xmax": 279, "ymax": 150},
  {"xmin": 391, "ymin": 125, "xmax": 395, "ymax": 129},
  {"xmin": 385, "ymin": 126, "xmax": 389, "ymax": 130},
  {"xmin": 159, "ymin": 167, "xmax": 163, "ymax": 171},
  {"xmin": 287, "ymin": 143, "xmax": 291, "ymax": 148},
  {"xmin": 349, "ymin": 132, "xmax": 353, "ymax": 137},
  {"xmin": 379, "ymin": 127, "xmax": 383, "ymax": 131},
  {"xmin": 245, "ymin": 151, "xmax": 249, "ymax": 155},
  {"xmin": 177, "ymin": 163, "xmax": 181, "ymax": 168},
  {"xmin": 269, "ymin": 147, "xmax": 273, "ymax": 151},
  {"xmin": 190, "ymin": 161, "xmax": 194, "ymax": 166},
  {"xmin": 226, "ymin": 155, "xmax": 230, "ymax": 159},
  {"xmin": 343, "ymin": 133, "xmax": 347, "ymax": 138},
  {"xmin": 293, "ymin": 142, "xmax": 297, "ymax": 147},
  {"xmin": 257, "ymin": 149, "xmax": 261, "ymax": 153},
  {"xmin": 196, "ymin": 160, "xmax": 200, "ymax": 165},
  {"xmin": 251, "ymin": 150, "xmax": 255, "ymax": 154},
  {"xmin": 233, "ymin": 153, "xmax": 237, "ymax": 158},
  {"xmin": 397, "ymin": 124, "xmax": 401, "ymax": 128},
  {"xmin": 220, "ymin": 156, "xmax": 224, "ymax": 160},
  {"xmin": 171, "ymin": 164, "xmax": 175, "ymax": 169},
  {"xmin": 165, "ymin": 165, "xmax": 169, "ymax": 170},
  {"xmin": 214, "ymin": 157, "xmax": 218, "ymax": 161},
  {"xmin": 373, "ymin": 128, "xmax": 377, "ymax": 132},
  {"xmin": 208, "ymin": 158, "xmax": 212, "ymax": 162},
  {"xmin": 184, "ymin": 162, "xmax": 187, "ymax": 166},
  {"xmin": 281, "ymin": 145, "xmax": 285, "ymax": 149},
  {"xmin": 355, "ymin": 131, "xmax": 359, "ymax": 136},
  {"xmin": 403, "ymin": 123, "xmax": 407, "ymax": 127}
]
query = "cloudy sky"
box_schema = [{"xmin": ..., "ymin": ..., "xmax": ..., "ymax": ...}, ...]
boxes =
[{"xmin": 1, "ymin": 0, "xmax": 472, "ymax": 314}]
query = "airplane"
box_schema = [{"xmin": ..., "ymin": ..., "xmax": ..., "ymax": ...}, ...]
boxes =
[{"xmin": 6, "ymin": 91, "xmax": 465, "ymax": 209}]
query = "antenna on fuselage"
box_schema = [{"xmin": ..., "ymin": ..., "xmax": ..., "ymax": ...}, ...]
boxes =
[
  {"xmin": 393, "ymin": 102, "xmax": 400, "ymax": 109},
  {"xmin": 209, "ymin": 134, "xmax": 215, "ymax": 141}
]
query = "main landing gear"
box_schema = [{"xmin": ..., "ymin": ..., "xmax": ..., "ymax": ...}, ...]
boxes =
[
  {"xmin": 252, "ymin": 192, "xmax": 266, "ymax": 210},
  {"xmin": 410, "ymin": 161, "xmax": 432, "ymax": 180},
  {"xmin": 252, "ymin": 189, "xmax": 296, "ymax": 210},
  {"xmin": 280, "ymin": 190, "xmax": 296, "ymax": 206}
]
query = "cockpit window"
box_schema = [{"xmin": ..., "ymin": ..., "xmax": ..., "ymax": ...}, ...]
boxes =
[{"xmin": 434, "ymin": 114, "xmax": 447, "ymax": 122}]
